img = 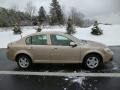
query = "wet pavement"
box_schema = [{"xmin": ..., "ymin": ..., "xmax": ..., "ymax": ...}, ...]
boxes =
[
  {"xmin": 0, "ymin": 46, "xmax": 120, "ymax": 90},
  {"xmin": 0, "ymin": 75, "xmax": 120, "ymax": 90}
]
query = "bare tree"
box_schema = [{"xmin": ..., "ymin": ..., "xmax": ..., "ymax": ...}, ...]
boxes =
[
  {"xmin": 69, "ymin": 7, "xmax": 84, "ymax": 26},
  {"xmin": 61, "ymin": 5, "xmax": 67, "ymax": 24},
  {"xmin": 10, "ymin": 4, "xmax": 19, "ymax": 12},
  {"xmin": 25, "ymin": 1, "xmax": 36, "ymax": 18},
  {"xmin": 9, "ymin": 4, "xmax": 21, "ymax": 25}
]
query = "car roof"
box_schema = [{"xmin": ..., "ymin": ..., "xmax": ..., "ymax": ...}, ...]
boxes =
[{"xmin": 28, "ymin": 31, "xmax": 66, "ymax": 36}]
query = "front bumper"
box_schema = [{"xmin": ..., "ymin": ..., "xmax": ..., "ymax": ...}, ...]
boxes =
[
  {"xmin": 110, "ymin": 56, "xmax": 113, "ymax": 61},
  {"xmin": 104, "ymin": 50, "xmax": 114, "ymax": 63}
]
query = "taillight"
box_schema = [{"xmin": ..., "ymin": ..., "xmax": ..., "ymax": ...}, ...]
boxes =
[{"xmin": 7, "ymin": 43, "xmax": 12, "ymax": 49}]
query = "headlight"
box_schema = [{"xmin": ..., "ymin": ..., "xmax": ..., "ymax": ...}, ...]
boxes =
[{"xmin": 104, "ymin": 48, "xmax": 112, "ymax": 52}]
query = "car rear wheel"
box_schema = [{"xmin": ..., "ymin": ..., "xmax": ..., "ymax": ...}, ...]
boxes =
[
  {"xmin": 16, "ymin": 55, "xmax": 32, "ymax": 69},
  {"xmin": 83, "ymin": 54, "xmax": 102, "ymax": 69}
]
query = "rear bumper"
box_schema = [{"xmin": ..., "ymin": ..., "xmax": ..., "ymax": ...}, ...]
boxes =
[{"xmin": 7, "ymin": 49, "xmax": 15, "ymax": 61}]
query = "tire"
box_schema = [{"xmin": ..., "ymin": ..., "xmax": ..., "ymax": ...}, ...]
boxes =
[
  {"xmin": 83, "ymin": 54, "xmax": 102, "ymax": 69},
  {"xmin": 16, "ymin": 55, "xmax": 32, "ymax": 69}
]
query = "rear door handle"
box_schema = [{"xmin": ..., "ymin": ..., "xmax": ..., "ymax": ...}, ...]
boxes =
[{"xmin": 52, "ymin": 48, "xmax": 57, "ymax": 50}]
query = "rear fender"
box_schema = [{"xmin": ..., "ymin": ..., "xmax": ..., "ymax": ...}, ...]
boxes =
[{"xmin": 14, "ymin": 50, "xmax": 33, "ymax": 61}]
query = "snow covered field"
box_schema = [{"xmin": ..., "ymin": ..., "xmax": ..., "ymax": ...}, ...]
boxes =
[{"xmin": 0, "ymin": 25, "xmax": 120, "ymax": 48}]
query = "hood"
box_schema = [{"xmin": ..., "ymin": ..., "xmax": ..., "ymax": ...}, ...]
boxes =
[{"xmin": 80, "ymin": 40, "xmax": 107, "ymax": 48}]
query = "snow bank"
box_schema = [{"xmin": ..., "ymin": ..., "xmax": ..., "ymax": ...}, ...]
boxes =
[
  {"xmin": 0, "ymin": 25, "xmax": 120, "ymax": 48},
  {"xmin": 74, "ymin": 25, "xmax": 120, "ymax": 46}
]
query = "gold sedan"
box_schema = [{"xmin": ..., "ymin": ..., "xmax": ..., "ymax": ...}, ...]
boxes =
[{"xmin": 7, "ymin": 32, "xmax": 113, "ymax": 69}]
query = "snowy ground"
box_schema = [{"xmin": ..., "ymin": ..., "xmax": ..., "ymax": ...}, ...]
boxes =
[{"xmin": 0, "ymin": 25, "xmax": 120, "ymax": 48}]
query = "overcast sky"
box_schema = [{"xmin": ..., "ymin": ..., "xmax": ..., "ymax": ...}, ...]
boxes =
[{"xmin": 0, "ymin": 0, "xmax": 120, "ymax": 23}]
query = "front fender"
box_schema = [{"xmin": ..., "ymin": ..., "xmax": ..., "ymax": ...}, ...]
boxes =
[{"xmin": 81, "ymin": 49, "xmax": 104, "ymax": 62}]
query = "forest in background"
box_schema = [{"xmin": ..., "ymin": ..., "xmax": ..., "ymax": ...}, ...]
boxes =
[{"xmin": 0, "ymin": 0, "xmax": 93, "ymax": 27}]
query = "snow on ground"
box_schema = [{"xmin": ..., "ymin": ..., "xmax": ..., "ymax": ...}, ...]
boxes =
[
  {"xmin": 64, "ymin": 76, "xmax": 85, "ymax": 85},
  {"xmin": 0, "ymin": 25, "xmax": 120, "ymax": 48},
  {"xmin": 74, "ymin": 25, "xmax": 120, "ymax": 46}
]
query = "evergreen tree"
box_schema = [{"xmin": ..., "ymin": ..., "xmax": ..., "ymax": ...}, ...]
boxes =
[
  {"xmin": 36, "ymin": 25, "xmax": 42, "ymax": 32},
  {"xmin": 13, "ymin": 23, "xmax": 22, "ymax": 34},
  {"xmin": 50, "ymin": 0, "xmax": 64, "ymax": 25},
  {"xmin": 38, "ymin": 6, "xmax": 47, "ymax": 25},
  {"xmin": 66, "ymin": 18, "xmax": 75, "ymax": 35},
  {"xmin": 91, "ymin": 21, "xmax": 103, "ymax": 35}
]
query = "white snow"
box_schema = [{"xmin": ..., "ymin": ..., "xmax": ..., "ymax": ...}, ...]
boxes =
[
  {"xmin": 0, "ymin": 25, "xmax": 120, "ymax": 48},
  {"xmin": 74, "ymin": 25, "xmax": 120, "ymax": 46},
  {"xmin": 64, "ymin": 76, "xmax": 85, "ymax": 85},
  {"xmin": 70, "ymin": 77, "xmax": 85, "ymax": 85}
]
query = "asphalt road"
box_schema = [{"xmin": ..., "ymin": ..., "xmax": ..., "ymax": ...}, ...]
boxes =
[{"xmin": 0, "ymin": 46, "xmax": 120, "ymax": 90}]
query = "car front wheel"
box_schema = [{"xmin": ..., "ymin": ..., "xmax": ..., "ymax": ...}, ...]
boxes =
[
  {"xmin": 83, "ymin": 54, "xmax": 102, "ymax": 69},
  {"xmin": 16, "ymin": 55, "xmax": 32, "ymax": 69}
]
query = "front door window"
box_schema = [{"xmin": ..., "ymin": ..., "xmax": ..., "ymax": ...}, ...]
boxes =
[{"xmin": 50, "ymin": 35, "xmax": 72, "ymax": 46}]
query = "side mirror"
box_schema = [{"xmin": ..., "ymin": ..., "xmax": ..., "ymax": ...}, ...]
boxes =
[{"xmin": 70, "ymin": 42, "xmax": 77, "ymax": 47}]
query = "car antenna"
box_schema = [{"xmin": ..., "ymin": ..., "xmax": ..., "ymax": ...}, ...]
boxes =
[
  {"xmin": 9, "ymin": 28, "xmax": 12, "ymax": 43},
  {"xmin": 20, "ymin": 33, "xmax": 22, "ymax": 38},
  {"xmin": 20, "ymin": 26, "xmax": 23, "ymax": 39}
]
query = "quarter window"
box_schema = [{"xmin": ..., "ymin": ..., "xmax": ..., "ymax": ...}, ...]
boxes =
[{"xmin": 26, "ymin": 36, "xmax": 32, "ymax": 45}]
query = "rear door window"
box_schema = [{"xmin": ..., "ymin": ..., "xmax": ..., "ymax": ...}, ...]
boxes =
[{"xmin": 26, "ymin": 35, "xmax": 47, "ymax": 45}]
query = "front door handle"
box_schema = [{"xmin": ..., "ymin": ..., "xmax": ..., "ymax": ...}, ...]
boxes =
[{"xmin": 27, "ymin": 46, "xmax": 32, "ymax": 50}]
